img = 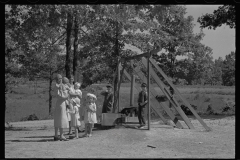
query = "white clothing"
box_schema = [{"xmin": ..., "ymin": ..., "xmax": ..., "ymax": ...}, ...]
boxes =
[
  {"xmin": 84, "ymin": 102, "xmax": 97, "ymax": 124},
  {"xmin": 54, "ymin": 83, "xmax": 69, "ymax": 128},
  {"xmin": 69, "ymin": 105, "xmax": 81, "ymax": 127}
]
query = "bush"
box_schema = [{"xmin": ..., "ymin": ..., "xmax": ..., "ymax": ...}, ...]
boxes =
[
  {"xmin": 155, "ymin": 95, "xmax": 168, "ymax": 102},
  {"xmin": 180, "ymin": 104, "xmax": 197, "ymax": 115},
  {"xmin": 21, "ymin": 114, "xmax": 39, "ymax": 121},
  {"xmin": 206, "ymin": 104, "xmax": 215, "ymax": 115},
  {"xmin": 222, "ymin": 103, "xmax": 235, "ymax": 115}
]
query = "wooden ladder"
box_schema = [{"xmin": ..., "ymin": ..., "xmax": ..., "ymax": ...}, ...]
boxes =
[{"xmin": 147, "ymin": 57, "xmax": 212, "ymax": 131}]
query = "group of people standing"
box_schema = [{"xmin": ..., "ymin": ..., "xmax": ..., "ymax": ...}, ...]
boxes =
[
  {"xmin": 53, "ymin": 73, "xmax": 149, "ymax": 141},
  {"xmin": 54, "ymin": 74, "xmax": 97, "ymax": 141}
]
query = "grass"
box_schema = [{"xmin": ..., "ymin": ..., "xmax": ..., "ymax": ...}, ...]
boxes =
[{"xmin": 5, "ymin": 81, "xmax": 235, "ymax": 122}]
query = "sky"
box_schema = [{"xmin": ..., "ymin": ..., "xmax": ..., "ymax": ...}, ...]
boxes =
[
  {"xmin": 184, "ymin": 5, "xmax": 235, "ymax": 60},
  {"xmin": 125, "ymin": 5, "xmax": 235, "ymax": 60}
]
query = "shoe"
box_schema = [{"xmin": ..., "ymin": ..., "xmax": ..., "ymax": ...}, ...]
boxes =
[
  {"xmin": 88, "ymin": 134, "xmax": 92, "ymax": 137},
  {"xmin": 60, "ymin": 137, "xmax": 69, "ymax": 141},
  {"xmin": 54, "ymin": 136, "xmax": 60, "ymax": 141},
  {"xmin": 71, "ymin": 137, "xmax": 78, "ymax": 140},
  {"xmin": 138, "ymin": 125, "xmax": 145, "ymax": 129}
]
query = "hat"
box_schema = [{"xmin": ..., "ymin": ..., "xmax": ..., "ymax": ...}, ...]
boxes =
[
  {"xmin": 56, "ymin": 74, "xmax": 62, "ymax": 79},
  {"xmin": 141, "ymin": 83, "xmax": 147, "ymax": 87},
  {"xmin": 72, "ymin": 98, "xmax": 80, "ymax": 107},
  {"xmin": 106, "ymin": 84, "xmax": 112, "ymax": 88},
  {"xmin": 63, "ymin": 77, "xmax": 69, "ymax": 84},
  {"xmin": 74, "ymin": 82, "xmax": 81, "ymax": 88},
  {"xmin": 87, "ymin": 93, "xmax": 97, "ymax": 100}
]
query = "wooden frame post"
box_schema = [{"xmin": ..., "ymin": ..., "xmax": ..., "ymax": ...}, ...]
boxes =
[
  {"xmin": 147, "ymin": 56, "xmax": 150, "ymax": 130},
  {"xmin": 117, "ymin": 60, "xmax": 121, "ymax": 113},
  {"xmin": 130, "ymin": 60, "xmax": 135, "ymax": 107}
]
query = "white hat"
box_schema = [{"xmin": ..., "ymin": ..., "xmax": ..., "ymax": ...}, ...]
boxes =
[
  {"xmin": 74, "ymin": 82, "xmax": 81, "ymax": 88},
  {"xmin": 87, "ymin": 93, "xmax": 97, "ymax": 100},
  {"xmin": 72, "ymin": 98, "xmax": 80, "ymax": 107}
]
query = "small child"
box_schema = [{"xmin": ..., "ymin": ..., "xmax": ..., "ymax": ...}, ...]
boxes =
[
  {"xmin": 73, "ymin": 82, "xmax": 84, "ymax": 132},
  {"xmin": 83, "ymin": 93, "xmax": 97, "ymax": 137},
  {"xmin": 67, "ymin": 98, "xmax": 81, "ymax": 139},
  {"xmin": 74, "ymin": 82, "xmax": 82, "ymax": 99}
]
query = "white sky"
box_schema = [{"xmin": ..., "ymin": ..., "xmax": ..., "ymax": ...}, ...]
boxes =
[{"xmin": 185, "ymin": 5, "xmax": 235, "ymax": 60}]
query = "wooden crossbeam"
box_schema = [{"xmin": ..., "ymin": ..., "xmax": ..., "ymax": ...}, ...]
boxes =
[
  {"xmin": 132, "ymin": 66, "xmax": 184, "ymax": 129},
  {"xmin": 141, "ymin": 58, "xmax": 195, "ymax": 129},
  {"xmin": 121, "ymin": 47, "xmax": 160, "ymax": 61},
  {"xmin": 149, "ymin": 58, "xmax": 212, "ymax": 131}
]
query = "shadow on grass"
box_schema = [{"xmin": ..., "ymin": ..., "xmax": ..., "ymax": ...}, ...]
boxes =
[
  {"xmin": 37, "ymin": 128, "xmax": 48, "ymax": 130},
  {"xmin": 22, "ymin": 136, "xmax": 53, "ymax": 138},
  {"xmin": 177, "ymin": 114, "xmax": 235, "ymax": 120},
  {"xmin": 8, "ymin": 139, "xmax": 54, "ymax": 142},
  {"xmin": 5, "ymin": 127, "xmax": 32, "ymax": 131}
]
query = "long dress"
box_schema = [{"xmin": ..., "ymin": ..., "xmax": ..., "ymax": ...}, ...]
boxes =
[
  {"xmin": 84, "ymin": 102, "xmax": 97, "ymax": 124},
  {"xmin": 70, "ymin": 105, "xmax": 81, "ymax": 127},
  {"xmin": 54, "ymin": 83, "xmax": 69, "ymax": 128}
]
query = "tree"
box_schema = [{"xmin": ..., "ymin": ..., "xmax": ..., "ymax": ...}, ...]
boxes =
[
  {"xmin": 222, "ymin": 51, "xmax": 235, "ymax": 86},
  {"xmin": 6, "ymin": 5, "xmax": 66, "ymax": 115},
  {"xmin": 197, "ymin": 5, "xmax": 235, "ymax": 30},
  {"xmin": 150, "ymin": 5, "xmax": 207, "ymax": 84},
  {"xmin": 65, "ymin": 12, "xmax": 73, "ymax": 79},
  {"xmin": 211, "ymin": 58, "xmax": 223, "ymax": 85}
]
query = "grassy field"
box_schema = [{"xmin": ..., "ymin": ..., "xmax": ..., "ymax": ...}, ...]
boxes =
[{"xmin": 5, "ymin": 81, "xmax": 235, "ymax": 122}]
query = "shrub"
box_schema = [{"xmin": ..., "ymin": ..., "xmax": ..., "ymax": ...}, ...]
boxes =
[
  {"xmin": 180, "ymin": 104, "xmax": 197, "ymax": 115},
  {"xmin": 193, "ymin": 94, "xmax": 200, "ymax": 100},
  {"xmin": 155, "ymin": 95, "xmax": 168, "ymax": 102},
  {"xmin": 204, "ymin": 97, "xmax": 211, "ymax": 102},
  {"xmin": 21, "ymin": 114, "xmax": 39, "ymax": 121},
  {"xmin": 206, "ymin": 104, "xmax": 215, "ymax": 115}
]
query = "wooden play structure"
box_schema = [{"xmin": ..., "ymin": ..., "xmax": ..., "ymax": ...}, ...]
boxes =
[{"xmin": 101, "ymin": 48, "xmax": 212, "ymax": 131}]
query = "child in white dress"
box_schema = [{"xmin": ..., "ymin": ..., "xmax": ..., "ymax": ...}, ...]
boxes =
[
  {"xmin": 67, "ymin": 98, "xmax": 81, "ymax": 139},
  {"xmin": 83, "ymin": 93, "xmax": 97, "ymax": 137}
]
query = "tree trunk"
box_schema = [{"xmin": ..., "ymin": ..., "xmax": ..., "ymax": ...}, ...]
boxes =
[
  {"xmin": 49, "ymin": 71, "xmax": 53, "ymax": 115},
  {"xmin": 65, "ymin": 12, "xmax": 73, "ymax": 79},
  {"xmin": 73, "ymin": 14, "xmax": 79, "ymax": 82},
  {"xmin": 113, "ymin": 21, "xmax": 119, "ymax": 113},
  {"xmin": 170, "ymin": 53, "xmax": 175, "ymax": 79}
]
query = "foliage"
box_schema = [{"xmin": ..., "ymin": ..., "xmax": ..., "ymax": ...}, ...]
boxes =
[
  {"xmin": 197, "ymin": 5, "xmax": 235, "ymax": 30},
  {"xmin": 222, "ymin": 52, "xmax": 235, "ymax": 86}
]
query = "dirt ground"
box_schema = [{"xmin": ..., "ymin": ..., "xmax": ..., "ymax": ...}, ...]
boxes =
[{"xmin": 5, "ymin": 116, "xmax": 235, "ymax": 158}]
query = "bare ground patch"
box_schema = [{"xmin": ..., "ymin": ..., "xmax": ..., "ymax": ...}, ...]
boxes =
[{"xmin": 5, "ymin": 116, "xmax": 235, "ymax": 158}]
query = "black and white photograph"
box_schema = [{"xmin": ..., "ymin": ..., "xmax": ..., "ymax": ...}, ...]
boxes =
[{"xmin": 5, "ymin": 4, "xmax": 235, "ymax": 158}]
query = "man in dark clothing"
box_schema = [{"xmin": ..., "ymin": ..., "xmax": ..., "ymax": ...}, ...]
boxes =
[
  {"xmin": 137, "ymin": 83, "xmax": 148, "ymax": 129},
  {"xmin": 101, "ymin": 85, "xmax": 114, "ymax": 113}
]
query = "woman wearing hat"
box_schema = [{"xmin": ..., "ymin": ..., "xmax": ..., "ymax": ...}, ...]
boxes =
[{"xmin": 53, "ymin": 74, "xmax": 70, "ymax": 141}]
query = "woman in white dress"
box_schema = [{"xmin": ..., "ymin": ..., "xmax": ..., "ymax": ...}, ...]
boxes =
[{"xmin": 53, "ymin": 74, "xmax": 69, "ymax": 141}]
